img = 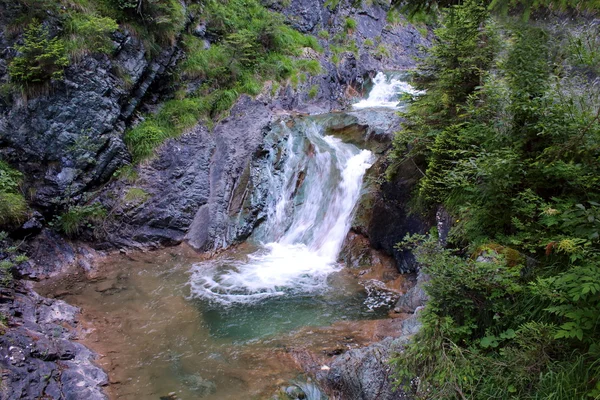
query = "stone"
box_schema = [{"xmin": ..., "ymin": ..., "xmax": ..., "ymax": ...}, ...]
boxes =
[{"xmin": 323, "ymin": 338, "xmax": 410, "ymax": 400}]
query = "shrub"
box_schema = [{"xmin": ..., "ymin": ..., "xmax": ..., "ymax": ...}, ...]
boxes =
[{"xmin": 8, "ymin": 21, "xmax": 69, "ymax": 87}]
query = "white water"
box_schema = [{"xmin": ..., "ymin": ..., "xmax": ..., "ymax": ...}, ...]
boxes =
[
  {"xmin": 189, "ymin": 120, "xmax": 374, "ymax": 305},
  {"xmin": 353, "ymin": 71, "xmax": 423, "ymax": 109}
]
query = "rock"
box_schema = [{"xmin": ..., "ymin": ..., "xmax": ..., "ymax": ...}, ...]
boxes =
[
  {"xmin": 98, "ymin": 96, "xmax": 274, "ymax": 250},
  {"xmin": 436, "ymin": 206, "xmax": 452, "ymax": 247},
  {"xmin": 0, "ymin": 26, "xmax": 179, "ymax": 210},
  {"xmin": 323, "ymin": 338, "xmax": 410, "ymax": 400},
  {"xmin": 0, "ymin": 280, "xmax": 107, "ymax": 400},
  {"xmin": 394, "ymin": 272, "xmax": 429, "ymax": 314}
]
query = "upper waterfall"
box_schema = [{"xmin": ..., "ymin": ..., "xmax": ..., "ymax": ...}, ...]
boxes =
[
  {"xmin": 189, "ymin": 119, "xmax": 373, "ymax": 305},
  {"xmin": 352, "ymin": 71, "xmax": 423, "ymax": 109}
]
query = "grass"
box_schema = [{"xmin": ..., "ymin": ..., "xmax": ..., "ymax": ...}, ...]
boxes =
[
  {"xmin": 0, "ymin": 161, "xmax": 27, "ymax": 228},
  {"xmin": 55, "ymin": 203, "xmax": 106, "ymax": 236},
  {"xmin": 124, "ymin": 187, "xmax": 149, "ymax": 203},
  {"xmin": 125, "ymin": 0, "xmax": 324, "ymax": 164}
]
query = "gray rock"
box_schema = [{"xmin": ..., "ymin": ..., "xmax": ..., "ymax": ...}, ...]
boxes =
[
  {"xmin": 0, "ymin": 28, "xmax": 179, "ymax": 210},
  {"xmin": 0, "ymin": 280, "xmax": 107, "ymax": 400},
  {"xmin": 323, "ymin": 338, "xmax": 410, "ymax": 400},
  {"xmin": 394, "ymin": 272, "xmax": 429, "ymax": 314},
  {"xmin": 98, "ymin": 96, "xmax": 274, "ymax": 251}
]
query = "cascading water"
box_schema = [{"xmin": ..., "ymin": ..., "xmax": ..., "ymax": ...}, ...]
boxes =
[
  {"xmin": 189, "ymin": 119, "xmax": 374, "ymax": 305},
  {"xmin": 352, "ymin": 71, "xmax": 423, "ymax": 109}
]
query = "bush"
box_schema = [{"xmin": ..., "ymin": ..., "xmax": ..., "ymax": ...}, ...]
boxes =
[
  {"xmin": 345, "ymin": 17, "xmax": 357, "ymax": 32},
  {"xmin": 8, "ymin": 21, "xmax": 69, "ymax": 87}
]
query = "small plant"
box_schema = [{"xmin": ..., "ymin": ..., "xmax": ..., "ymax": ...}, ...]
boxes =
[
  {"xmin": 318, "ymin": 30, "xmax": 329, "ymax": 39},
  {"xmin": 0, "ymin": 161, "xmax": 27, "ymax": 227},
  {"xmin": 374, "ymin": 43, "xmax": 390, "ymax": 59},
  {"xmin": 0, "ymin": 260, "xmax": 13, "ymax": 270},
  {"xmin": 8, "ymin": 21, "xmax": 69, "ymax": 87},
  {"xmin": 13, "ymin": 254, "xmax": 29, "ymax": 263},
  {"xmin": 55, "ymin": 203, "xmax": 106, "ymax": 236},
  {"xmin": 363, "ymin": 38, "xmax": 374, "ymax": 47},
  {"xmin": 308, "ymin": 85, "xmax": 319, "ymax": 99},
  {"xmin": 345, "ymin": 17, "xmax": 357, "ymax": 33}
]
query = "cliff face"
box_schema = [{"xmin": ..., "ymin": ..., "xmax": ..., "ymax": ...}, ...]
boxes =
[
  {"xmin": 0, "ymin": 6, "xmax": 181, "ymax": 210},
  {"xmin": 91, "ymin": 0, "xmax": 430, "ymax": 252}
]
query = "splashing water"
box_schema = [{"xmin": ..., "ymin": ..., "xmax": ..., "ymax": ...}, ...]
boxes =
[
  {"xmin": 189, "ymin": 120, "xmax": 374, "ymax": 305},
  {"xmin": 353, "ymin": 71, "xmax": 423, "ymax": 109}
]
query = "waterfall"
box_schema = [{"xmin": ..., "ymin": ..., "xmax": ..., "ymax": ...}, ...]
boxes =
[
  {"xmin": 189, "ymin": 119, "xmax": 374, "ymax": 305},
  {"xmin": 352, "ymin": 71, "xmax": 423, "ymax": 109}
]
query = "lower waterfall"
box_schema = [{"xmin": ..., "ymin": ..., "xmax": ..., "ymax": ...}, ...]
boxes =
[{"xmin": 189, "ymin": 119, "xmax": 374, "ymax": 305}]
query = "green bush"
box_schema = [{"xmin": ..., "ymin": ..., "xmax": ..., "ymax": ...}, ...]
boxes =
[
  {"xmin": 345, "ymin": 17, "xmax": 357, "ymax": 32},
  {"xmin": 8, "ymin": 21, "xmax": 69, "ymax": 87},
  {"xmin": 389, "ymin": 0, "xmax": 600, "ymax": 398}
]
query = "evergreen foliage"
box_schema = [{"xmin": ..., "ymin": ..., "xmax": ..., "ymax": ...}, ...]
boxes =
[
  {"xmin": 390, "ymin": 0, "xmax": 600, "ymax": 398},
  {"xmin": 8, "ymin": 22, "xmax": 69, "ymax": 87}
]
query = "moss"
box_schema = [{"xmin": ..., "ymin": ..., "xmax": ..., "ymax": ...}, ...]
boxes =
[
  {"xmin": 124, "ymin": 187, "xmax": 149, "ymax": 203},
  {"xmin": 472, "ymin": 243, "xmax": 524, "ymax": 268}
]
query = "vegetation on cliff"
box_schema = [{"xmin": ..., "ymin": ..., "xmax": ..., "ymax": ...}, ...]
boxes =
[
  {"xmin": 1, "ymin": 0, "xmax": 321, "ymax": 164},
  {"xmin": 390, "ymin": 0, "xmax": 600, "ymax": 398},
  {"xmin": 126, "ymin": 0, "xmax": 322, "ymax": 162}
]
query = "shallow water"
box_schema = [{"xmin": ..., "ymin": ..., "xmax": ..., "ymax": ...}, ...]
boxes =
[{"xmin": 41, "ymin": 246, "xmax": 396, "ymax": 399}]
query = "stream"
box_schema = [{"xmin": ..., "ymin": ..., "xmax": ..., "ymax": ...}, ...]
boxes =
[{"xmin": 39, "ymin": 72, "xmax": 417, "ymax": 399}]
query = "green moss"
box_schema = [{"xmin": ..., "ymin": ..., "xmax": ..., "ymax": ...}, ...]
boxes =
[{"xmin": 124, "ymin": 187, "xmax": 149, "ymax": 203}]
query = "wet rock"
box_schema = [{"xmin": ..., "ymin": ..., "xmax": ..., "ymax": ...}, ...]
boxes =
[
  {"xmin": 17, "ymin": 229, "xmax": 104, "ymax": 280},
  {"xmin": 0, "ymin": 280, "xmax": 107, "ymax": 400},
  {"xmin": 99, "ymin": 96, "xmax": 274, "ymax": 250},
  {"xmin": 323, "ymin": 337, "xmax": 410, "ymax": 400},
  {"xmin": 362, "ymin": 279, "xmax": 402, "ymax": 311},
  {"xmin": 436, "ymin": 206, "xmax": 452, "ymax": 247}
]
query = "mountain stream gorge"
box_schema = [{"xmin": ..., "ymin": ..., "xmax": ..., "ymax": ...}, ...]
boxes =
[{"xmin": 38, "ymin": 73, "xmax": 419, "ymax": 399}]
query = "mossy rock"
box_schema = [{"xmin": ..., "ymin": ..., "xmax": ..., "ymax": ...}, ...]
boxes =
[{"xmin": 472, "ymin": 243, "xmax": 524, "ymax": 268}]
